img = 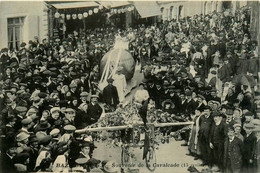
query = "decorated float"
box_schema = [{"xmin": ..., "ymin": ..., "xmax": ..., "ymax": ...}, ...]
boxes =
[{"xmin": 98, "ymin": 35, "xmax": 137, "ymax": 100}]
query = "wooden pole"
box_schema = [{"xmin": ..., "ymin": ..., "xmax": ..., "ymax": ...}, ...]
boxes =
[{"xmin": 75, "ymin": 122, "xmax": 194, "ymax": 133}]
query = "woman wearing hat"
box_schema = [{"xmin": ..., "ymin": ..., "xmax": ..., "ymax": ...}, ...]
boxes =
[{"xmin": 78, "ymin": 141, "xmax": 92, "ymax": 161}]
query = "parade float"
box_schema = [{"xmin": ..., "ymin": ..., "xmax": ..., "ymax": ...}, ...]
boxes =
[
  {"xmin": 76, "ymin": 101, "xmax": 194, "ymax": 172},
  {"xmin": 98, "ymin": 35, "xmax": 137, "ymax": 97}
]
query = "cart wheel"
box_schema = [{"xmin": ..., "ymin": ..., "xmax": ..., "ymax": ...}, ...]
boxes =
[
  {"xmin": 121, "ymin": 147, "xmax": 132, "ymax": 165},
  {"xmin": 145, "ymin": 147, "xmax": 156, "ymax": 172}
]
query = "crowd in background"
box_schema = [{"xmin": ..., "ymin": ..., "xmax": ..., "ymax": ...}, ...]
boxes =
[{"xmin": 0, "ymin": 5, "xmax": 259, "ymax": 173}]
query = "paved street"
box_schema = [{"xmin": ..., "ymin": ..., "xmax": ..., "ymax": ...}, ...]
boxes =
[{"xmin": 92, "ymin": 138, "xmax": 206, "ymax": 173}]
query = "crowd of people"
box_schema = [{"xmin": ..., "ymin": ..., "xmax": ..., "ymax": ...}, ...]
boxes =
[{"xmin": 0, "ymin": 4, "xmax": 259, "ymax": 173}]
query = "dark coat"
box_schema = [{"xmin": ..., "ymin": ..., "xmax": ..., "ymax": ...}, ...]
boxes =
[
  {"xmin": 209, "ymin": 121, "xmax": 226, "ymax": 144},
  {"xmin": 243, "ymin": 133, "xmax": 257, "ymax": 162},
  {"xmin": 87, "ymin": 103, "xmax": 102, "ymax": 125},
  {"xmin": 199, "ymin": 114, "xmax": 213, "ymax": 142},
  {"xmin": 102, "ymin": 84, "xmax": 119, "ymax": 108},
  {"xmin": 224, "ymin": 137, "xmax": 243, "ymax": 172}
]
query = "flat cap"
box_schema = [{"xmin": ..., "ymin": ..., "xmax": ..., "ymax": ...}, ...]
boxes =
[
  {"xmin": 64, "ymin": 125, "xmax": 76, "ymax": 131},
  {"xmin": 65, "ymin": 108, "xmax": 75, "ymax": 113},
  {"xmin": 80, "ymin": 92, "xmax": 89, "ymax": 97},
  {"xmin": 75, "ymin": 158, "xmax": 89, "ymax": 165},
  {"xmin": 50, "ymin": 107, "xmax": 60, "ymax": 114},
  {"xmin": 16, "ymin": 132, "xmax": 30, "ymax": 142},
  {"xmin": 50, "ymin": 128, "xmax": 60, "ymax": 136},
  {"xmin": 69, "ymin": 83, "xmax": 77, "ymax": 88},
  {"xmin": 16, "ymin": 106, "xmax": 28, "ymax": 113},
  {"xmin": 21, "ymin": 117, "xmax": 33, "ymax": 125}
]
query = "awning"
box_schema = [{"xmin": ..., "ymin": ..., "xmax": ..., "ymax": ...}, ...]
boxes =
[
  {"xmin": 133, "ymin": 1, "xmax": 162, "ymax": 18},
  {"xmin": 51, "ymin": 1, "xmax": 99, "ymax": 9},
  {"xmin": 98, "ymin": 1, "xmax": 131, "ymax": 8}
]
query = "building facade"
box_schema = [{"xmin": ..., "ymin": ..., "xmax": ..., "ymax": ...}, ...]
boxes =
[
  {"xmin": 158, "ymin": 1, "xmax": 248, "ymax": 21},
  {"xmin": 0, "ymin": 1, "xmax": 49, "ymax": 49}
]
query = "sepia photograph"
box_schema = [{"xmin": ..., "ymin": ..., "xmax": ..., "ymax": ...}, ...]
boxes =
[{"xmin": 0, "ymin": 0, "xmax": 259, "ymax": 172}]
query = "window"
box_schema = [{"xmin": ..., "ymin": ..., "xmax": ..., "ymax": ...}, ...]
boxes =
[
  {"xmin": 170, "ymin": 6, "xmax": 173, "ymax": 19},
  {"xmin": 7, "ymin": 17, "xmax": 25, "ymax": 50}
]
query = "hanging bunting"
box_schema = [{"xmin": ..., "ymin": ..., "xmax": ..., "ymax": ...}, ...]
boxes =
[
  {"xmin": 66, "ymin": 14, "xmax": 71, "ymax": 20},
  {"xmin": 83, "ymin": 12, "xmax": 88, "ymax": 18},
  {"xmin": 94, "ymin": 8, "xmax": 99, "ymax": 13},
  {"xmin": 89, "ymin": 10, "xmax": 93, "ymax": 15},
  {"xmin": 55, "ymin": 12, "xmax": 60, "ymax": 18},
  {"xmin": 60, "ymin": 14, "xmax": 65, "ymax": 19},
  {"xmin": 72, "ymin": 14, "xmax": 77, "ymax": 20},
  {"xmin": 78, "ymin": 14, "xmax": 83, "ymax": 20},
  {"xmin": 114, "ymin": 9, "xmax": 117, "ymax": 14}
]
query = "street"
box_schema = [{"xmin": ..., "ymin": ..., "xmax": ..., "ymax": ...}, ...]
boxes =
[{"xmin": 92, "ymin": 138, "xmax": 206, "ymax": 173}]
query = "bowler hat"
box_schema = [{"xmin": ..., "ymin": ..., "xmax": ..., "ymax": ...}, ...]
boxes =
[
  {"xmin": 107, "ymin": 78, "xmax": 114, "ymax": 83},
  {"xmin": 39, "ymin": 135, "xmax": 52, "ymax": 145},
  {"xmin": 35, "ymin": 120, "xmax": 51, "ymax": 132},
  {"xmin": 86, "ymin": 158, "xmax": 101, "ymax": 166}
]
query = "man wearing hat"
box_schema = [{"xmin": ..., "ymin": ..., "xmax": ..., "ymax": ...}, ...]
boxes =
[
  {"xmin": 19, "ymin": 117, "xmax": 34, "ymax": 134},
  {"xmin": 198, "ymin": 106, "xmax": 213, "ymax": 166},
  {"xmin": 58, "ymin": 125, "xmax": 76, "ymax": 143},
  {"xmin": 102, "ymin": 78, "xmax": 119, "ymax": 109},
  {"xmin": 242, "ymin": 123, "xmax": 257, "ymax": 172},
  {"xmin": 252, "ymin": 126, "xmax": 260, "ymax": 173},
  {"xmin": 80, "ymin": 91, "xmax": 89, "ymax": 105},
  {"xmin": 87, "ymin": 95, "xmax": 103, "ymax": 125},
  {"xmin": 223, "ymin": 108, "xmax": 236, "ymax": 133},
  {"xmin": 16, "ymin": 132, "xmax": 30, "ymax": 149},
  {"xmin": 15, "ymin": 106, "xmax": 28, "ymax": 131},
  {"xmin": 209, "ymin": 111, "xmax": 225, "ymax": 171},
  {"xmin": 223, "ymin": 127, "xmax": 243, "ymax": 173},
  {"xmin": 233, "ymin": 123, "xmax": 244, "ymax": 142},
  {"xmin": 63, "ymin": 108, "xmax": 76, "ymax": 126}
]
